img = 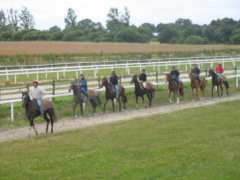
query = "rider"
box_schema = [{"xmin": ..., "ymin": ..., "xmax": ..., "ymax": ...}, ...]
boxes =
[
  {"xmin": 139, "ymin": 69, "xmax": 147, "ymax": 89},
  {"xmin": 79, "ymin": 74, "xmax": 88, "ymax": 97},
  {"xmin": 110, "ymin": 71, "xmax": 119, "ymax": 98},
  {"xmin": 215, "ymin": 64, "xmax": 224, "ymax": 80},
  {"xmin": 30, "ymin": 80, "xmax": 45, "ymax": 115},
  {"xmin": 170, "ymin": 66, "xmax": 180, "ymax": 86},
  {"xmin": 191, "ymin": 64, "xmax": 201, "ymax": 83}
]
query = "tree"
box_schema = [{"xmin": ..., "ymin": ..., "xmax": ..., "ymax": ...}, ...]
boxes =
[
  {"xmin": 19, "ymin": 7, "xmax": 35, "ymax": 30},
  {"xmin": 64, "ymin": 8, "xmax": 77, "ymax": 29},
  {"xmin": 120, "ymin": 7, "xmax": 130, "ymax": 26},
  {"xmin": 7, "ymin": 8, "xmax": 19, "ymax": 31},
  {"xmin": 0, "ymin": 10, "xmax": 6, "ymax": 28}
]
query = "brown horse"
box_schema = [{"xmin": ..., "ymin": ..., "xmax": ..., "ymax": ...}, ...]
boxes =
[
  {"xmin": 208, "ymin": 69, "xmax": 229, "ymax": 97},
  {"xmin": 189, "ymin": 73, "xmax": 207, "ymax": 99},
  {"xmin": 69, "ymin": 80, "xmax": 101, "ymax": 117},
  {"xmin": 166, "ymin": 74, "xmax": 184, "ymax": 104},
  {"xmin": 131, "ymin": 75, "xmax": 155, "ymax": 107},
  {"xmin": 101, "ymin": 77, "xmax": 127, "ymax": 112},
  {"xmin": 22, "ymin": 91, "xmax": 56, "ymax": 135}
]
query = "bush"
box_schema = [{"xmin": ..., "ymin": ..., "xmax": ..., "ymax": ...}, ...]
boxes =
[{"xmin": 184, "ymin": 35, "xmax": 209, "ymax": 44}]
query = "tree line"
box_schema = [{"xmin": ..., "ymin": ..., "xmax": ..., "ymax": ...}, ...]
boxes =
[{"xmin": 0, "ymin": 7, "xmax": 240, "ymax": 44}]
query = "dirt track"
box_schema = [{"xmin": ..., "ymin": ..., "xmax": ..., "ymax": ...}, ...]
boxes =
[{"xmin": 1, "ymin": 95, "xmax": 240, "ymax": 143}]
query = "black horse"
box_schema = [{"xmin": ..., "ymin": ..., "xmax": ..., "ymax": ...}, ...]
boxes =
[
  {"xmin": 22, "ymin": 91, "xmax": 56, "ymax": 135},
  {"xmin": 69, "ymin": 80, "xmax": 101, "ymax": 117},
  {"xmin": 131, "ymin": 75, "xmax": 155, "ymax": 107},
  {"xmin": 101, "ymin": 77, "xmax": 127, "ymax": 112},
  {"xmin": 208, "ymin": 69, "xmax": 229, "ymax": 97}
]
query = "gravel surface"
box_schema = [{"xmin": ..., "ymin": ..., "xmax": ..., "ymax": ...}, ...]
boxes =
[{"xmin": 1, "ymin": 95, "xmax": 240, "ymax": 143}]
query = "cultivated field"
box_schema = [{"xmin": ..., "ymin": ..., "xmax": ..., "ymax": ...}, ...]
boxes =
[
  {"xmin": 0, "ymin": 42, "xmax": 240, "ymax": 56},
  {"xmin": 1, "ymin": 100, "xmax": 240, "ymax": 179}
]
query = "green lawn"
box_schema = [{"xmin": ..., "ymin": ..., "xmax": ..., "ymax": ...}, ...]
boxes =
[{"xmin": 0, "ymin": 100, "xmax": 240, "ymax": 179}]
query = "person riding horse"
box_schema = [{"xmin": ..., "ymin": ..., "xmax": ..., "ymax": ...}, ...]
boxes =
[
  {"xmin": 215, "ymin": 64, "xmax": 225, "ymax": 81},
  {"xmin": 191, "ymin": 64, "xmax": 201, "ymax": 83},
  {"xmin": 170, "ymin": 66, "xmax": 180, "ymax": 88},
  {"xmin": 109, "ymin": 71, "xmax": 120, "ymax": 98},
  {"xmin": 30, "ymin": 80, "xmax": 45, "ymax": 115},
  {"xmin": 139, "ymin": 69, "xmax": 147, "ymax": 89},
  {"xmin": 79, "ymin": 74, "xmax": 88, "ymax": 102}
]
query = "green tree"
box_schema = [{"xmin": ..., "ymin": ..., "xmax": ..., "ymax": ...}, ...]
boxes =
[
  {"xmin": 7, "ymin": 8, "xmax": 19, "ymax": 31},
  {"xmin": 64, "ymin": 8, "xmax": 77, "ymax": 29},
  {"xmin": 0, "ymin": 10, "xmax": 6, "ymax": 29},
  {"xmin": 19, "ymin": 7, "xmax": 35, "ymax": 30}
]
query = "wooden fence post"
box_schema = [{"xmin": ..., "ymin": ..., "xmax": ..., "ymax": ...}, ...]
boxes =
[{"xmin": 52, "ymin": 80, "xmax": 56, "ymax": 100}]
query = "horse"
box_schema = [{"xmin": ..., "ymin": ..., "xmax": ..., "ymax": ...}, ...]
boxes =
[
  {"xmin": 131, "ymin": 75, "xmax": 155, "ymax": 107},
  {"xmin": 69, "ymin": 80, "xmax": 101, "ymax": 117},
  {"xmin": 101, "ymin": 77, "xmax": 127, "ymax": 112},
  {"xmin": 166, "ymin": 74, "xmax": 184, "ymax": 104},
  {"xmin": 22, "ymin": 91, "xmax": 56, "ymax": 135},
  {"xmin": 208, "ymin": 69, "xmax": 229, "ymax": 97},
  {"xmin": 189, "ymin": 73, "xmax": 207, "ymax": 99}
]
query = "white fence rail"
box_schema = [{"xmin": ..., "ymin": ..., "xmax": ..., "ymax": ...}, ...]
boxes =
[
  {"xmin": 1, "ymin": 56, "xmax": 240, "ymax": 81},
  {"xmin": 1, "ymin": 55, "xmax": 240, "ymax": 122}
]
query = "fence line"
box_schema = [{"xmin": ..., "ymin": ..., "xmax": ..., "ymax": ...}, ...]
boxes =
[{"xmin": 1, "ymin": 68, "xmax": 240, "ymax": 122}]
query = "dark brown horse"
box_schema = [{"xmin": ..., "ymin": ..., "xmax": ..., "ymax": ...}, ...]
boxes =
[
  {"xmin": 22, "ymin": 91, "xmax": 56, "ymax": 135},
  {"xmin": 166, "ymin": 74, "xmax": 184, "ymax": 104},
  {"xmin": 101, "ymin": 77, "xmax": 127, "ymax": 112},
  {"xmin": 131, "ymin": 75, "xmax": 155, "ymax": 107},
  {"xmin": 69, "ymin": 80, "xmax": 101, "ymax": 117},
  {"xmin": 189, "ymin": 73, "xmax": 207, "ymax": 99},
  {"xmin": 208, "ymin": 69, "xmax": 229, "ymax": 97}
]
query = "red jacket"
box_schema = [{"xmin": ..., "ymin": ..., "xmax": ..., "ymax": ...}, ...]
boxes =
[{"xmin": 215, "ymin": 65, "xmax": 224, "ymax": 74}]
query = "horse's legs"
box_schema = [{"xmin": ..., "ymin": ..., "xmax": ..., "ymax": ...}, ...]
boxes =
[
  {"xmin": 168, "ymin": 91, "xmax": 172, "ymax": 103},
  {"xmin": 135, "ymin": 95, "xmax": 139, "ymax": 108},
  {"xmin": 32, "ymin": 124, "xmax": 38, "ymax": 136},
  {"xmin": 44, "ymin": 112, "xmax": 49, "ymax": 134},
  {"xmin": 50, "ymin": 114, "xmax": 54, "ymax": 134},
  {"xmin": 220, "ymin": 84, "xmax": 224, "ymax": 96},
  {"xmin": 103, "ymin": 99, "xmax": 109, "ymax": 113},
  {"xmin": 112, "ymin": 99, "xmax": 115, "ymax": 112},
  {"xmin": 118, "ymin": 98, "xmax": 122, "ymax": 111},
  {"xmin": 217, "ymin": 85, "xmax": 220, "ymax": 97},
  {"xmin": 80, "ymin": 103, "xmax": 84, "ymax": 116},
  {"xmin": 212, "ymin": 85, "xmax": 214, "ymax": 97},
  {"xmin": 72, "ymin": 102, "xmax": 77, "ymax": 117}
]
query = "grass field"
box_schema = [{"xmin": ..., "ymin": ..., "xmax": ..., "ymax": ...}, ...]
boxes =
[
  {"xmin": 1, "ymin": 42, "xmax": 240, "ymax": 65},
  {"xmin": 0, "ymin": 100, "xmax": 240, "ymax": 179},
  {"xmin": 0, "ymin": 42, "xmax": 240, "ymax": 56}
]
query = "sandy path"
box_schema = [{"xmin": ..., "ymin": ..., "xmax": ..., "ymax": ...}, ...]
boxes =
[{"xmin": 1, "ymin": 95, "xmax": 240, "ymax": 143}]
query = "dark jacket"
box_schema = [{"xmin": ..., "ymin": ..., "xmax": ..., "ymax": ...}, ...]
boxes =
[
  {"xmin": 110, "ymin": 75, "xmax": 119, "ymax": 85},
  {"xmin": 139, "ymin": 73, "xmax": 147, "ymax": 82},
  {"xmin": 170, "ymin": 70, "xmax": 180, "ymax": 79},
  {"xmin": 191, "ymin": 67, "xmax": 200, "ymax": 75}
]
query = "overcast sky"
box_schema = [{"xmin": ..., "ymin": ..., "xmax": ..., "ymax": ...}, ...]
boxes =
[{"xmin": 1, "ymin": 0, "xmax": 240, "ymax": 30}]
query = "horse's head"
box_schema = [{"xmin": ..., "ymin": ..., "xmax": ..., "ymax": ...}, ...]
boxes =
[
  {"xmin": 101, "ymin": 77, "xmax": 108, "ymax": 87},
  {"xmin": 166, "ymin": 73, "xmax": 171, "ymax": 81},
  {"xmin": 131, "ymin": 74, "xmax": 138, "ymax": 84},
  {"xmin": 208, "ymin": 69, "xmax": 215, "ymax": 77},
  {"xmin": 22, "ymin": 91, "xmax": 30, "ymax": 106}
]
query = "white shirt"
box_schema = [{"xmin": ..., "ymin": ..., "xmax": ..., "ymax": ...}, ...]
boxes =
[{"xmin": 30, "ymin": 86, "xmax": 45, "ymax": 100}]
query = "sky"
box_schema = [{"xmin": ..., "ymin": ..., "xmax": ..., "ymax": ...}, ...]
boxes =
[{"xmin": 0, "ymin": 0, "xmax": 240, "ymax": 30}]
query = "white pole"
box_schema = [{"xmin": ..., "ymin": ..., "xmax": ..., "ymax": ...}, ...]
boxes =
[{"xmin": 10, "ymin": 102, "xmax": 14, "ymax": 122}]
